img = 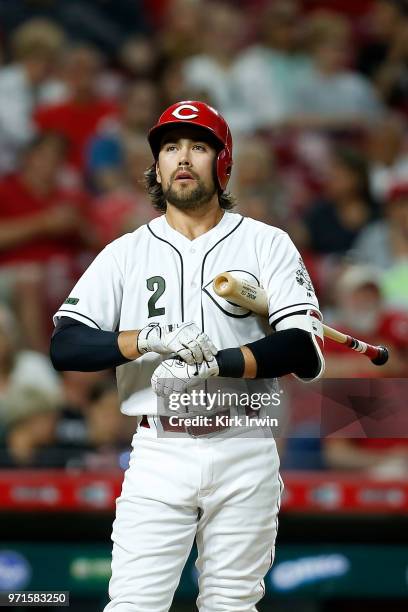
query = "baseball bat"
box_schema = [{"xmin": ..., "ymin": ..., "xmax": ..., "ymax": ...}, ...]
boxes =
[{"xmin": 213, "ymin": 272, "xmax": 389, "ymax": 366}]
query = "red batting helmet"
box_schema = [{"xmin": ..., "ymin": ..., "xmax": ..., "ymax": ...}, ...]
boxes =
[{"xmin": 148, "ymin": 100, "xmax": 233, "ymax": 191}]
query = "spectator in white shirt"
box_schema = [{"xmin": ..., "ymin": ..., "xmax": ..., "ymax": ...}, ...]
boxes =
[
  {"xmin": 289, "ymin": 11, "xmax": 384, "ymax": 130},
  {"xmin": 0, "ymin": 304, "xmax": 61, "ymax": 401},
  {"xmin": 0, "ymin": 19, "xmax": 65, "ymax": 174},
  {"xmin": 366, "ymin": 114, "xmax": 408, "ymax": 203},
  {"xmin": 233, "ymin": 0, "xmax": 313, "ymax": 128},
  {"xmin": 182, "ymin": 2, "xmax": 252, "ymax": 133}
]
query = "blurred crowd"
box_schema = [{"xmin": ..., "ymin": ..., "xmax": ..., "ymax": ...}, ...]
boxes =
[{"xmin": 0, "ymin": 0, "xmax": 407, "ymax": 473}]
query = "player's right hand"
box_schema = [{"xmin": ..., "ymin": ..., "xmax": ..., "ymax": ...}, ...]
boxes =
[{"xmin": 137, "ymin": 322, "xmax": 218, "ymax": 365}]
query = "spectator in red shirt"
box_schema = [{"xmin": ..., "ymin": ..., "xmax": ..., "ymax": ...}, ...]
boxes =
[
  {"xmin": 0, "ymin": 132, "xmax": 95, "ymax": 352},
  {"xmin": 324, "ymin": 436, "xmax": 408, "ymax": 477},
  {"xmin": 323, "ymin": 264, "xmax": 408, "ymax": 378},
  {"xmin": 34, "ymin": 44, "xmax": 117, "ymax": 173},
  {"xmin": 322, "ymin": 263, "xmax": 408, "ymax": 476},
  {"xmin": 90, "ymin": 135, "xmax": 155, "ymax": 245}
]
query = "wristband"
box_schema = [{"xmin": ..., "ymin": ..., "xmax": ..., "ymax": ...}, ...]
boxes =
[{"xmin": 216, "ymin": 347, "xmax": 245, "ymax": 378}]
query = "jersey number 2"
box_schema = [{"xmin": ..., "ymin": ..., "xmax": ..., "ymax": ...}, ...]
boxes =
[{"xmin": 147, "ymin": 276, "xmax": 166, "ymax": 317}]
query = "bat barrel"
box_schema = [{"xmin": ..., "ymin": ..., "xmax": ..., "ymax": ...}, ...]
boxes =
[{"xmin": 213, "ymin": 273, "xmax": 233, "ymax": 296}]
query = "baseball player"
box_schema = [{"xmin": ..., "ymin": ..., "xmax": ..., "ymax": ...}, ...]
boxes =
[{"xmin": 50, "ymin": 100, "xmax": 325, "ymax": 611}]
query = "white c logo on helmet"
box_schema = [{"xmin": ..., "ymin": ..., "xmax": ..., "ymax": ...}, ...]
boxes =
[{"xmin": 172, "ymin": 104, "xmax": 199, "ymax": 120}]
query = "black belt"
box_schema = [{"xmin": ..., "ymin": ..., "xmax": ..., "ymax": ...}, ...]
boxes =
[{"xmin": 140, "ymin": 411, "xmax": 231, "ymax": 436}]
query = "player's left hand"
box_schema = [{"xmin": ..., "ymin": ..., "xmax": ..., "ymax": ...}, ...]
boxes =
[{"xmin": 151, "ymin": 356, "xmax": 219, "ymax": 397}]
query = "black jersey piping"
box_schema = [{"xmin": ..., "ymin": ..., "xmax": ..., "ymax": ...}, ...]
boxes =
[
  {"xmin": 202, "ymin": 287, "xmax": 253, "ymax": 318},
  {"xmin": 202, "ymin": 267, "xmax": 260, "ymax": 319},
  {"xmin": 147, "ymin": 224, "xmax": 184, "ymax": 321},
  {"xmin": 268, "ymin": 302, "xmax": 319, "ymax": 321},
  {"xmin": 200, "ymin": 217, "xmax": 244, "ymax": 332},
  {"xmin": 271, "ymin": 309, "xmax": 308, "ymax": 330},
  {"xmin": 55, "ymin": 310, "xmax": 101, "ymax": 329}
]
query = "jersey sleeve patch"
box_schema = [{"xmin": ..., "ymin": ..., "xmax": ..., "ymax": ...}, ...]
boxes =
[
  {"xmin": 295, "ymin": 257, "xmax": 315, "ymax": 299},
  {"xmin": 261, "ymin": 232, "xmax": 320, "ymax": 327}
]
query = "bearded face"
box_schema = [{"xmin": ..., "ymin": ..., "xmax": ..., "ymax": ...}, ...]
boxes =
[
  {"xmin": 162, "ymin": 166, "xmax": 217, "ymax": 210},
  {"xmin": 156, "ymin": 127, "xmax": 218, "ymax": 210}
]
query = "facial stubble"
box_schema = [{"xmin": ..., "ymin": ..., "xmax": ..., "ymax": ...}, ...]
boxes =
[{"xmin": 163, "ymin": 176, "xmax": 217, "ymax": 210}]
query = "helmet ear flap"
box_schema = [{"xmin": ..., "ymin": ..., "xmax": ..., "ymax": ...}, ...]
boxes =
[{"xmin": 216, "ymin": 148, "xmax": 233, "ymax": 191}]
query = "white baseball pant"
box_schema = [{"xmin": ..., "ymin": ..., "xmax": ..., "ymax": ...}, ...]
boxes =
[{"xmin": 104, "ymin": 425, "xmax": 282, "ymax": 611}]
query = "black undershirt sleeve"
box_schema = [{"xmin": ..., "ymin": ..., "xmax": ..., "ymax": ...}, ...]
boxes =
[
  {"xmin": 50, "ymin": 317, "xmax": 132, "ymax": 372},
  {"xmin": 216, "ymin": 328, "xmax": 320, "ymax": 379},
  {"xmin": 50, "ymin": 318, "xmax": 320, "ymax": 379}
]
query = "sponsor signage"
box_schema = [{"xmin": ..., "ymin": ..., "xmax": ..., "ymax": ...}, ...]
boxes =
[{"xmin": 0, "ymin": 544, "xmax": 406, "ymax": 598}]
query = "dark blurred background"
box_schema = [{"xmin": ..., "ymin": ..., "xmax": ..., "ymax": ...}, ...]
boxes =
[{"xmin": 0, "ymin": 0, "xmax": 407, "ymax": 610}]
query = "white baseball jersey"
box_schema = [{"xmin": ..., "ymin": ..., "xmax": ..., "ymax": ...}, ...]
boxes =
[{"xmin": 54, "ymin": 211, "xmax": 323, "ymax": 416}]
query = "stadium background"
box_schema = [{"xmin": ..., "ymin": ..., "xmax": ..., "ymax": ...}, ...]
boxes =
[{"xmin": 0, "ymin": 0, "xmax": 407, "ymax": 610}]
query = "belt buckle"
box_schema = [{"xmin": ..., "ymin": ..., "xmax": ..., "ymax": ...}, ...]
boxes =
[
  {"xmin": 157, "ymin": 415, "xmax": 203, "ymax": 437},
  {"xmin": 184, "ymin": 410, "xmax": 231, "ymax": 438}
]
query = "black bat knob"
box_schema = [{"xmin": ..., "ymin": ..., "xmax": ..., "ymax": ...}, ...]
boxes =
[{"xmin": 371, "ymin": 346, "xmax": 389, "ymax": 366}]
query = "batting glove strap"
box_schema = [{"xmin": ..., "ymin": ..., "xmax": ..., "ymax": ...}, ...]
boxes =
[
  {"xmin": 137, "ymin": 322, "xmax": 218, "ymax": 365},
  {"xmin": 137, "ymin": 322, "xmax": 173, "ymax": 355}
]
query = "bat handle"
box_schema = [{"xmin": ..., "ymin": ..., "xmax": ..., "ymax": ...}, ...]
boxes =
[{"xmin": 345, "ymin": 335, "xmax": 389, "ymax": 365}]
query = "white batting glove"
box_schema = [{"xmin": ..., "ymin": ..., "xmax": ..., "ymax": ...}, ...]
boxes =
[
  {"xmin": 151, "ymin": 356, "xmax": 219, "ymax": 398},
  {"xmin": 137, "ymin": 322, "xmax": 218, "ymax": 365}
]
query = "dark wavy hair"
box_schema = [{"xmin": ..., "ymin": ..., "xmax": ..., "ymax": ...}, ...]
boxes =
[{"xmin": 143, "ymin": 163, "xmax": 236, "ymax": 212}]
